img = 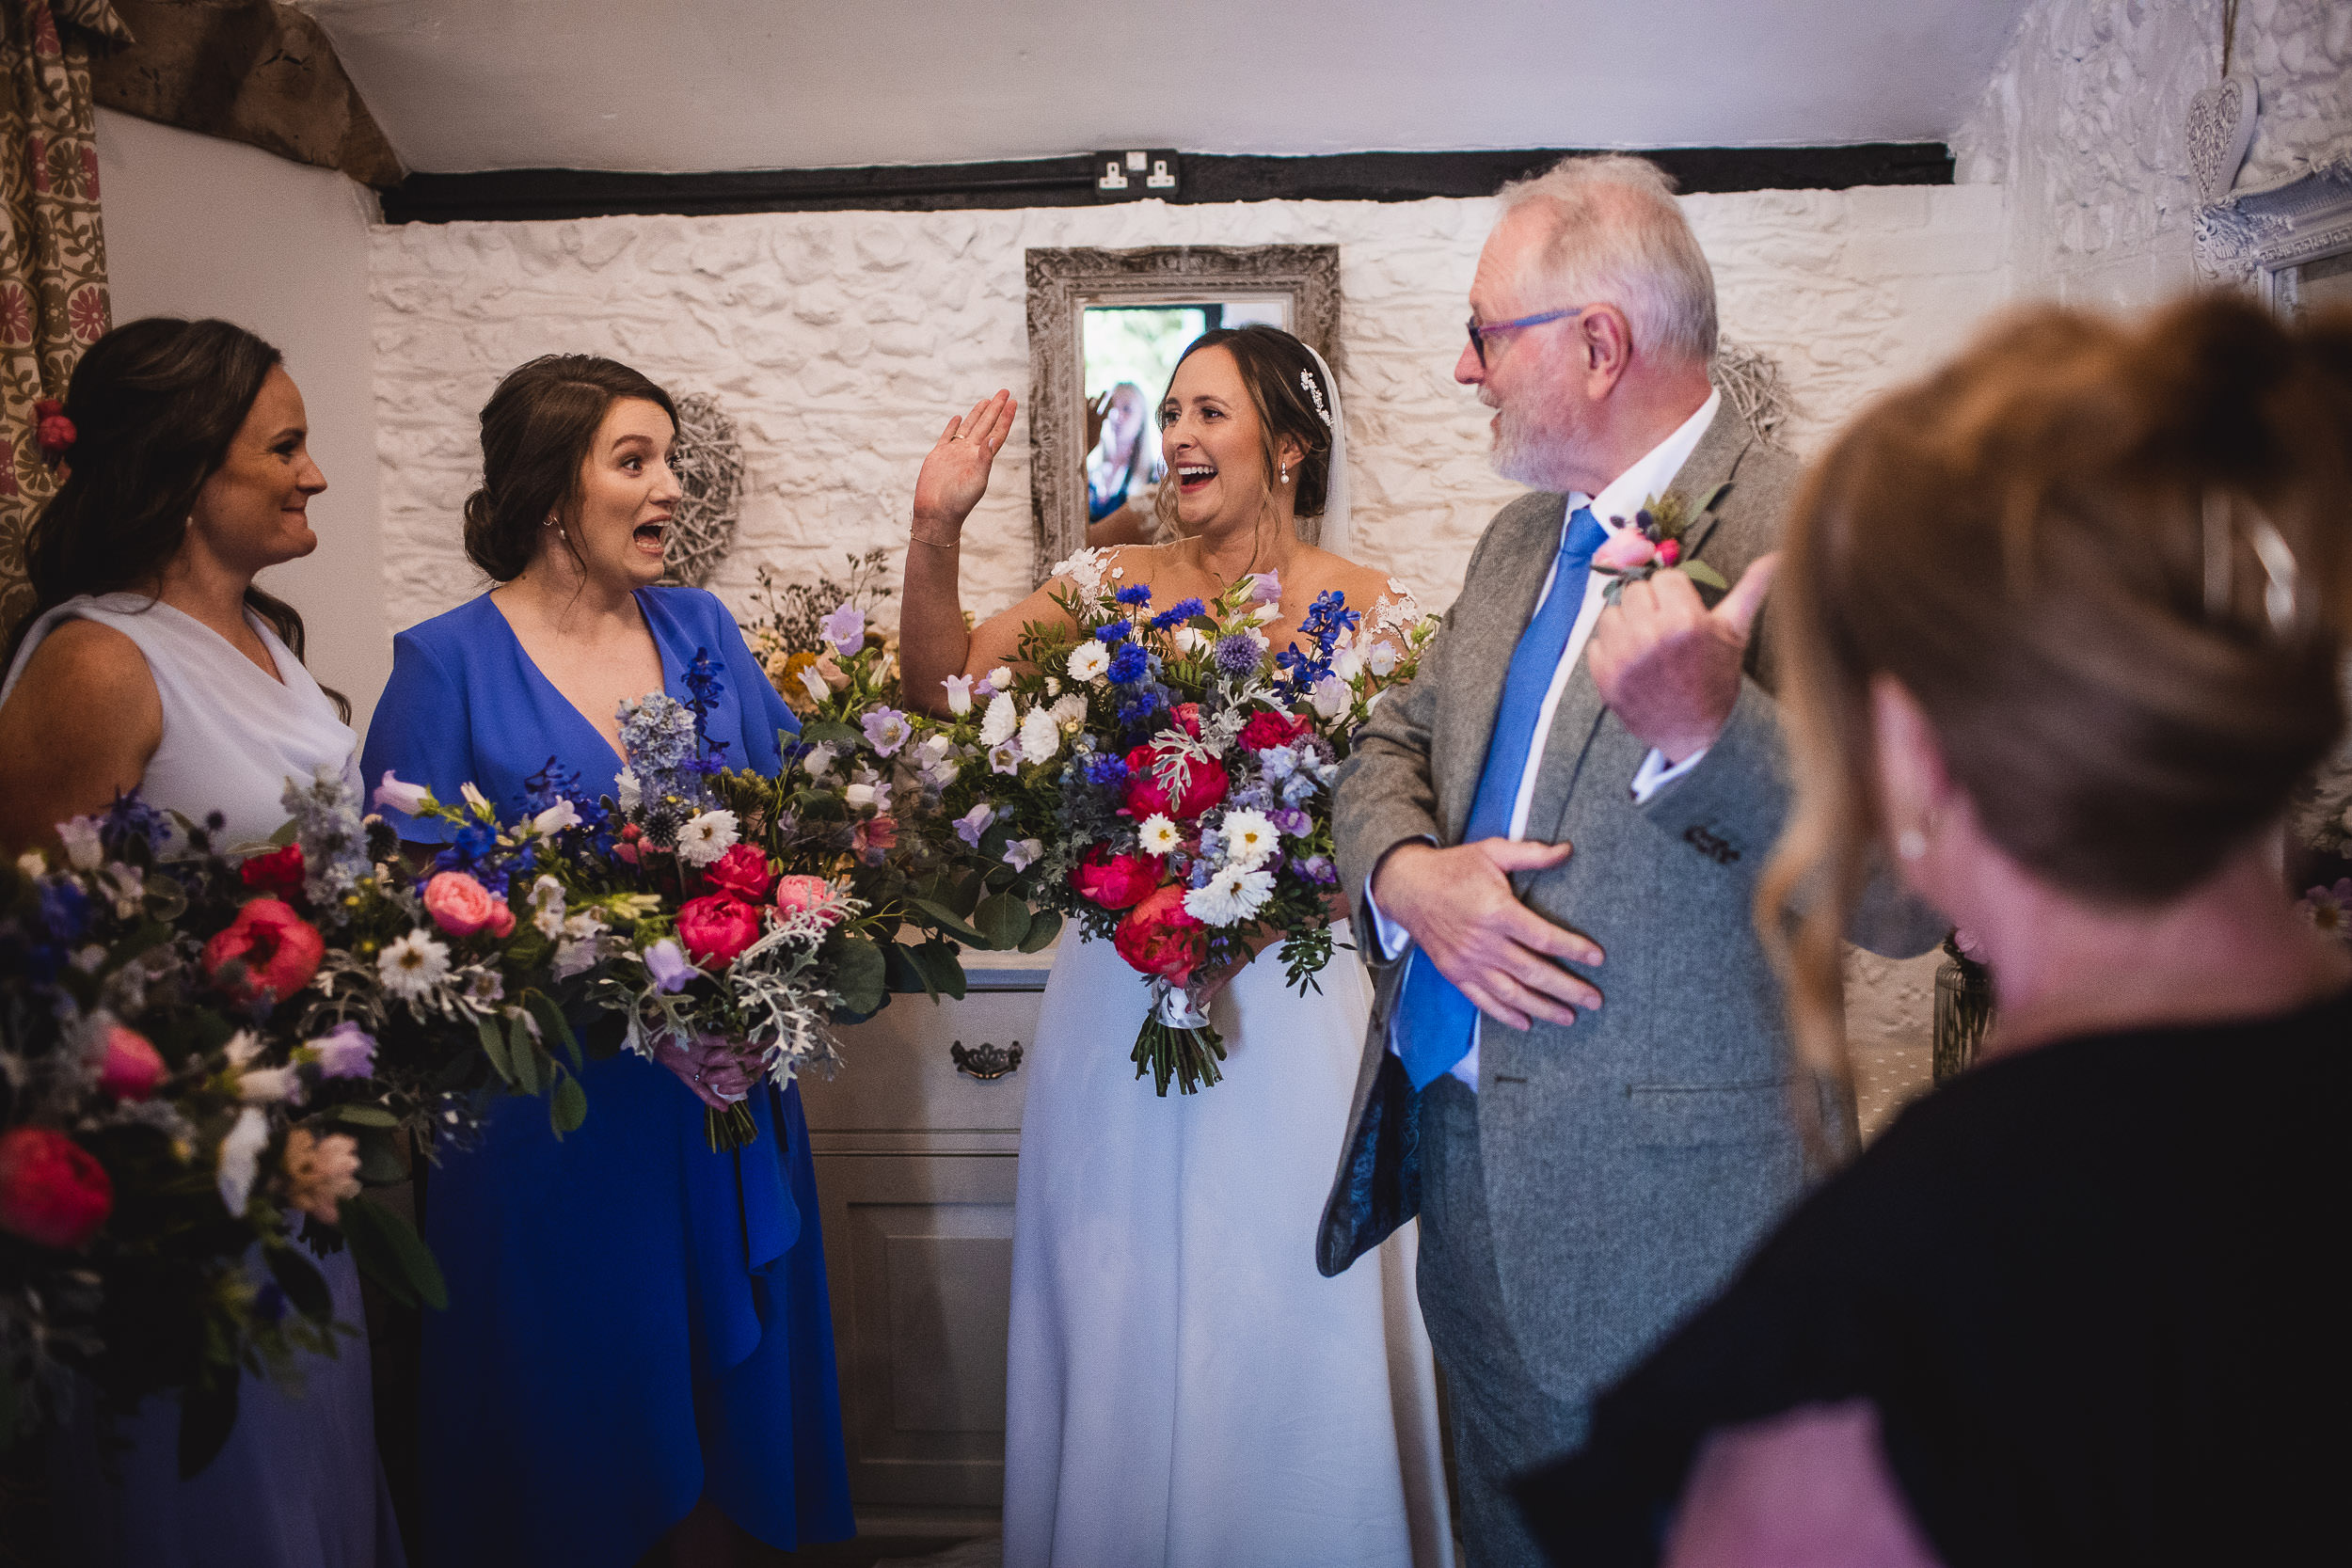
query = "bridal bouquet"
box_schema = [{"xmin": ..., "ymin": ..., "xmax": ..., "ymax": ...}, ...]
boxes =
[
  {"xmin": 524, "ymin": 645, "xmax": 1016, "ymax": 1149},
  {"xmin": 0, "ymin": 773, "xmax": 581, "ymax": 1469},
  {"xmin": 928, "ymin": 548, "xmax": 1434, "ymax": 1093}
]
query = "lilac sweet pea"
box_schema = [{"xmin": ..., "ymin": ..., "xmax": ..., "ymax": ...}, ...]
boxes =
[
  {"xmin": 644, "ymin": 938, "xmax": 696, "ymax": 993},
  {"xmin": 820, "ymin": 601, "xmax": 866, "ymax": 657},
  {"xmin": 309, "ymin": 1021, "xmax": 378, "ymax": 1079}
]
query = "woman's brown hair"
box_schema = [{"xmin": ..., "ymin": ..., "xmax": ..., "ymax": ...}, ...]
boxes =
[
  {"xmin": 1153, "ymin": 325, "xmax": 1335, "ymax": 537},
  {"xmin": 10, "ymin": 317, "xmax": 345, "ymax": 718},
  {"xmin": 1760, "ymin": 295, "xmax": 2352, "ymax": 1133},
  {"xmin": 463, "ymin": 355, "xmax": 677, "ymax": 581}
]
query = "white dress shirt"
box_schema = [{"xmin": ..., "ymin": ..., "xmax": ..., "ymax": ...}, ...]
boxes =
[{"xmin": 1369, "ymin": 388, "xmax": 1722, "ymax": 1087}]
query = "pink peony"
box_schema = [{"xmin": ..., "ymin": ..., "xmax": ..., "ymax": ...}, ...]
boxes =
[
  {"xmin": 422, "ymin": 871, "xmax": 514, "ymax": 940},
  {"xmin": 1593, "ymin": 531, "xmax": 1659, "ymax": 572},
  {"xmin": 202, "ymin": 897, "xmax": 325, "ymax": 1005},
  {"xmin": 677, "ymin": 894, "xmax": 763, "ymax": 972},
  {"xmin": 1113, "ymin": 884, "xmax": 1208, "ymax": 984},
  {"xmin": 705, "ymin": 843, "xmax": 775, "ymax": 902},
  {"xmin": 98, "ymin": 1023, "xmax": 166, "ymax": 1101},
  {"xmin": 1123, "ymin": 742, "xmax": 1229, "ymax": 821},
  {"xmin": 0, "ymin": 1128, "xmax": 112, "ymax": 1250},
  {"xmin": 238, "ymin": 844, "xmax": 307, "ymax": 901},
  {"xmin": 773, "ymin": 875, "xmax": 844, "ymax": 927},
  {"xmin": 1070, "ymin": 846, "xmax": 1166, "ymax": 911}
]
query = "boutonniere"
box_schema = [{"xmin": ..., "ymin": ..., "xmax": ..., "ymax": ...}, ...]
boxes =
[{"xmin": 1595, "ymin": 483, "xmax": 1730, "ymax": 599}]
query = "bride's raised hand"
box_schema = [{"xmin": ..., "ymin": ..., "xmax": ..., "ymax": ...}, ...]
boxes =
[{"xmin": 912, "ymin": 389, "xmax": 1018, "ymax": 543}]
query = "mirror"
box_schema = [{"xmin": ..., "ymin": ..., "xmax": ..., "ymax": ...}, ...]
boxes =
[{"xmin": 1025, "ymin": 246, "xmax": 1340, "ymax": 583}]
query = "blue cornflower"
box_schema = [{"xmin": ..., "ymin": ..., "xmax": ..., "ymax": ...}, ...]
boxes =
[
  {"xmin": 1094, "ymin": 619, "xmax": 1133, "ymax": 644},
  {"xmin": 1107, "ymin": 642, "xmax": 1150, "ymax": 684},
  {"xmin": 38, "ymin": 879, "xmax": 89, "ymax": 944},
  {"xmin": 1115, "ymin": 583, "xmax": 1152, "ymax": 608},
  {"xmin": 1116, "ymin": 691, "xmax": 1165, "ymax": 729},
  {"xmin": 1082, "ymin": 752, "xmax": 1131, "ymax": 789},
  {"xmin": 1213, "ymin": 633, "xmax": 1263, "ymax": 676}
]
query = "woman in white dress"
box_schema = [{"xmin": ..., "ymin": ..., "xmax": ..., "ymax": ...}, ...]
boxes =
[
  {"xmin": 898, "ymin": 326, "xmax": 1453, "ymax": 1568},
  {"xmin": 0, "ymin": 319, "xmax": 403, "ymax": 1566}
]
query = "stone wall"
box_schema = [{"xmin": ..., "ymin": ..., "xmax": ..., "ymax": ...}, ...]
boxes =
[
  {"xmin": 1952, "ymin": 0, "xmax": 2352, "ymax": 308},
  {"xmin": 369, "ymin": 184, "xmax": 2006, "ymax": 639}
]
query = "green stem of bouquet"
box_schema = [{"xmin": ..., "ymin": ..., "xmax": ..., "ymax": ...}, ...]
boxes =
[
  {"xmin": 706, "ymin": 1101, "xmax": 760, "ymax": 1150},
  {"xmin": 1132, "ymin": 1016, "xmax": 1227, "ymax": 1096}
]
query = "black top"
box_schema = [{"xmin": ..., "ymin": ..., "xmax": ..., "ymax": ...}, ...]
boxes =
[{"xmin": 1515, "ymin": 990, "xmax": 2351, "ymax": 1566}]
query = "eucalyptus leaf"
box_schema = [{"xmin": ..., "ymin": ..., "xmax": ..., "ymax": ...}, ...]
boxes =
[
  {"xmin": 1680, "ymin": 560, "xmax": 1730, "ymax": 592},
  {"xmin": 549, "ymin": 1071, "xmax": 588, "ymax": 1137},
  {"xmin": 506, "ymin": 1019, "xmax": 541, "ymax": 1096},
  {"xmin": 264, "ymin": 1245, "xmax": 334, "ymax": 1323},
  {"xmin": 974, "ymin": 892, "xmax": 1031, "ymax": 951},
  {"xmin": 524, "ymin": 990, "xmax": 583, "ymax": 1070},
  {"xmin": 352, "ymin": 1126, "xmax": 406, "ymax": 1185},
  {"xmin": 882, "ymin": 942, "xmax": 933, "ymax": 997},
  {"xmin": 475, "ymin": 1016, "xmax": 514, "ymax": 1084},
  {"xmin": 911, "ymin": 939, "xmax": 968, "ymax": 1000},
  {"xmin": 338, "ymin": 1194, "xmax": 449, "ymax": 1311},
  {"xmin": 1017, "ymin": 907, "xmax": 1063, "ymax": 954},
  {"xmin": 832, "ymin": 933, "xmax": 888, "ymax": 1017},
  {"xmin": 802, "ymin": 719, "xmax": 863, "ymax": 749},
  {"xmin": 911, "ymin": 899, "xmax": 986, "ymax": 945}
]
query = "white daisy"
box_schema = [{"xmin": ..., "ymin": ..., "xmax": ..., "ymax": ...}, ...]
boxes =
[
  {"xmin": 1067, "ymin": 641, "xmax": 1111, "ymax": 682},
  {"xmin": 1019, "ymin": 705, "xmax": 1061, "ymax": 766},
  {"xmin": 677, "ymin": 808, "xmax": 740, "ymax": 866},
  {"xmin": 1137, "ymin": 814, "xmax": 1183, "ymax": 856},
  {"xmin": 978, "ymin": 692, "xmax": 1019, "ymax": 748},
  {"xmin": 1219, "ymin": 808, "xmax": 1281, "ymax": 867},
  {"xmin": 1184, "ymin": 864, "xmax": 1277, "ymax": 927},
  {"xmin": 378, "ymin": 930, "xmax": 452, "ymax": 1001}
]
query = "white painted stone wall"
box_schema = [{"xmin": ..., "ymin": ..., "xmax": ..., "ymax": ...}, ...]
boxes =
[
  {"xmin": 369, "ymin": 185, "xmax": 2007, "ymax": 639},
  {"xmin": 1952, "ymin": 0, "xmax": 2352, "ymax": 308}
]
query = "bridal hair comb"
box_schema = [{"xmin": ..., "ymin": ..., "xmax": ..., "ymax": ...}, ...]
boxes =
[
  {"xmin": 1298, "ymin": 369, "xmax": 1331, "ymax": 428},
  {"xmin": 2201, "ymin": 488, "xmax": 2301, "ymax": 634}
]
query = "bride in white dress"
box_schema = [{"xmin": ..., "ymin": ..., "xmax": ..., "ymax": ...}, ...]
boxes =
[{"xmin": 898, "ymin": 326, "xmax": 1453, "ymax": 1568}]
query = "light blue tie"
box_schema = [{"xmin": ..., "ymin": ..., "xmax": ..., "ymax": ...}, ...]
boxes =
[{"xmin": 1394, "ymin": 506, "xmax": 1608, "ymax": 1090}]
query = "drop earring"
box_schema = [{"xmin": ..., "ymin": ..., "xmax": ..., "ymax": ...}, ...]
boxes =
[
  {"xmin": 1279, "ymin": 464, "xmax": 1292, "ymax": 484},
  {"xmin": 1897, "ymin": 827, "xmax": 1929, "ymax": 862}
]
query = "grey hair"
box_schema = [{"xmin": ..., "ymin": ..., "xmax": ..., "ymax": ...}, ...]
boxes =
[{"xmin": 1493, "ymin": 154, "xmax": 1719, "ymax": 364}]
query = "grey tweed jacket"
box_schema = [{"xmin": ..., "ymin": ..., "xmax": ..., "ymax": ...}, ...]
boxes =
[{"xmin": 1318, "ymin": 403, "xmax": 1940, "ymax": 1410}]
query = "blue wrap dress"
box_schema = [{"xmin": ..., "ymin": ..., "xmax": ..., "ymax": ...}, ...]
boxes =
[{"xmin": 359, "ymin": 586, "xmax": 853, "ymax": 1565}]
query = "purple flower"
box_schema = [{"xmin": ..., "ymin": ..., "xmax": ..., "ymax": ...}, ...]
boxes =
[
  {"xmin": 1213, "ymin": 633, "xmax": 1263, "ymax": 676},
  {"xmin": 953, "ymin": 803, "xmax": 996, "ymax": 847},
  {"xmin": 1248, "ymin": 570, "xmax": 1283, "ymax": 605},
  {"xmin": 1082, "ymin": 752, "xmax": 1131, "ymax": 788},
  {"xmin": 310, "ymin": 1022, "xmax": 378, "ymax": 1079},
  {"xmin": 644, "ymin": 938, "xmax": 696, "ymax": 993},
  {"xmin": 820, "ymin": 601, "xmax": 866, "ymax": 657},
  {"xmin": 1115, "ymin": 584, "xmax": 1152, "ymax": 608},
  {"xmin": 1107, "ymin": 643, "xmax": 1150, "ymax": 684},
  {"xmin": 1151, "ymin": 597, "xmax": 1206, "ymax": 630},
  {"xmin": 1094, "ymin": 619, "xmax": 1132, "ymax": 644},
  {"xmin": 1270, "ymin": 807, "xmax": 1311, "ymax": 837},
  {"xmin": 1296, "ymin": 853, "xmax": 1337, "ymax": 885},
  {"xmin": 860, "ymin": 706, "xmax": 913, "ymax": 757}
]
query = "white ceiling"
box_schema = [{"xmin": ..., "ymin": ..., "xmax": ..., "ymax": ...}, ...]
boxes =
[{"xmin": 304, "ymin": 0, "xmax": 2028, "ymax": 177}]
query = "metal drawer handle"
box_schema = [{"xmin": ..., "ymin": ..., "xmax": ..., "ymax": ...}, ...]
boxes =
[{"xmin": 950, "ymin": 1039, "xmax": 1023, "ymax": 1080}]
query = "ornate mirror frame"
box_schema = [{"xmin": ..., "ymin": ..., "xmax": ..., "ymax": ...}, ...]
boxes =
[
  {"xmin": 1024, "ymin": 245, "xmax": 1342, "ymax": 584},
  {"xmin": 2198, "ymin": 165, "xmax": 2352, "ymax": 320}
]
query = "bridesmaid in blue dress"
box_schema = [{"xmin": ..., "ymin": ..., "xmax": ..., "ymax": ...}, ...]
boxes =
[{"xmin": 360, "ymin": 356, "xmax": 853, "ymax": 1566}]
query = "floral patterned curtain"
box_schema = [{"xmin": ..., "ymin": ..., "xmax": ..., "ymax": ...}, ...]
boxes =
[{"xmin": 1, "ymin": 0, "xmax": 126, "ymax": 642}]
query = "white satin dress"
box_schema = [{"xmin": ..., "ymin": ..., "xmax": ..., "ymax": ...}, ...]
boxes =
[{"xmin": 1002, "ymin": 930, "xmax": 1454, "ymax": 1568}]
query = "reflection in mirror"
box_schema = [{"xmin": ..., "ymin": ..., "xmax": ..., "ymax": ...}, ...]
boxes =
[{"xmin": 1080, "ymin": 299, "xmax": 1295, "ymax": 547}]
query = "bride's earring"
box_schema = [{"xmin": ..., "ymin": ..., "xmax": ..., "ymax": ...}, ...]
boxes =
[
  {"xmin": 1897, "ymin": 824, "xmax": 1930, "ymax": 861},
  {"xmin": 1279, "ymin": 464, "xmax": 1291, "ymax": 485}
]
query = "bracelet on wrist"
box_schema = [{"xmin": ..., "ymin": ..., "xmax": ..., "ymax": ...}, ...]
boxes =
[{"xmin": 908, "ymin": 530, "xmax": 960, "ymax": 550}]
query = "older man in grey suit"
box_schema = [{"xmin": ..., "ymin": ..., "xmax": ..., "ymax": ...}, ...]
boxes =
[{"xmin": 1319, "ymin": 155, "xmax": 1936, "ymax": 1565}]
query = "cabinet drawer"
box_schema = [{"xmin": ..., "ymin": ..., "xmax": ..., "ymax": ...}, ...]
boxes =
[{"xmin": 801, "ymin": 949, "xmax": 1050, "ymax": 1139}]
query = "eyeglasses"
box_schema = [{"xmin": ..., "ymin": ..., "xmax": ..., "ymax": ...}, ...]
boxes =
[{"xmin": 1466, "ymin": 306, "xmax": 1589, "ymax": 369}]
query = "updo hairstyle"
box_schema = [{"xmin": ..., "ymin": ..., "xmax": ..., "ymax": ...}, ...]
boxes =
[
  {"xmin": 1153, "ymin": 325, "xmax": 1336, "ymax": 537},
  {"xmin": 462, "ymin": 355, "xmax": 676, "ymax": 581},
  {"xmin": 12, "ymin": 317, "xmax": 341, "ymax": 715},
  {"xmin": 1761, "ymin": 295, "xmax": 2352, "ymax": 1111}
]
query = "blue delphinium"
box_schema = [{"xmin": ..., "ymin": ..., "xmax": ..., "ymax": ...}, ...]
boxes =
[
  {"xmin": 1275, "ymin": 589, "xmax": 1361, "ymax": 700},
  {"xmin": 679, "ymin": 649, "xmax": 733, "ymax": 773},
  {"xmin": 1150, "ymin": 597, "xmax": 1205, "ymax": 632}
]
